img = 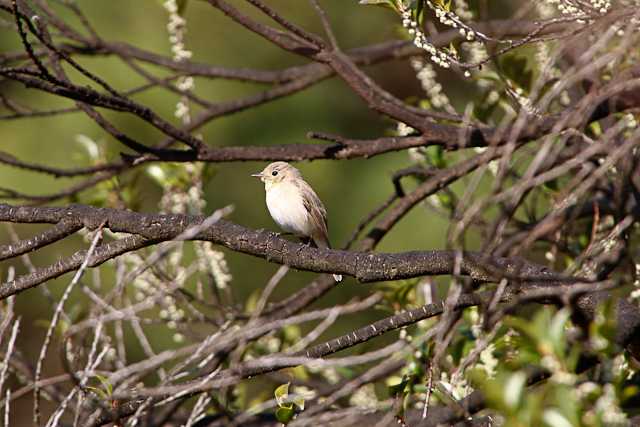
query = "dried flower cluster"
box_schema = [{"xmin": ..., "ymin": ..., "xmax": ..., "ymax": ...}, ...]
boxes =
[
  {"xmin": 0, "ymin": 0, "xmax": 639, "ymax": 425},
  {"xmin": 164, "ymin": 0, "xmax": 195, "ymax": 125},
  {"xmin": 397, "ymin": 0, "xmax": 453, "ymax": 68}
]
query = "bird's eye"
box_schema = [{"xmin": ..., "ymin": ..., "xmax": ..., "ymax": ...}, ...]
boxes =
[{"xmin": 272, "ymin": 170, "xmax": 278, "ymax": 176}]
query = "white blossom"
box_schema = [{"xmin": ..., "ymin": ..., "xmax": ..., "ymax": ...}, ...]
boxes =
[
  {"xmin": 396, "ymin": 1, "xmax": 454, "ymax": 68},
  {"xmin": 410, "ymin": 58, "xmax": 453, "ymax": 111},
  {"xmin": 164, "ymin": 0, "xmax": 195, "ymax": 125}
]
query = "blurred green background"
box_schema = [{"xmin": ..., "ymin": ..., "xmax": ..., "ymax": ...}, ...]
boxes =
[{"xmin": 0, "ymin": 0, "xmax": 507, "ymax": 420}]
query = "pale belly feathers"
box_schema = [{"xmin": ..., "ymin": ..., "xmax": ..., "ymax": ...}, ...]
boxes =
[{"xmin": 265, "ymin": 182, "xmax": 313, "ymax": 237}]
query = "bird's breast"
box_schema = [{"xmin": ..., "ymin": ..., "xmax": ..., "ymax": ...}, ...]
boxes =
[{"xmin": 265, "ymin": 182, "xmax": 312, "ymax": 237}]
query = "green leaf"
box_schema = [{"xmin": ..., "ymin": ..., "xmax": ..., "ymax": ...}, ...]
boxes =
[
  {"xmin": 589, "ymin": 121, "xmax": 603, "ymax": 137},
  {"xmin": 503, "ymin": 371, "xmax": 526, "ymax": 409},
  {"xmin": 95, "ymin": 375, "xmax": 113, "ymax": 397},
  {"xmin": 548, "ymin": 308, "xmax": 571, "ymax": 356},
  {"xmin": 447, "ymin": 42, "xmax": 458, "ymax": 58},
  {"xmin": 433, "ymin": 0, "xmax": 451, "ymax": 11},
  {"xmin": 282, "ymin": 324, "xmax": 302, "ymax": 345},
  {"xmin": 476, "ymin": 70, "xmax": 502, "ymax": 84},
  {"xmin": 275, "ymin": 405, "xmax": 295, "ymax": 424},
  {"xmin": 542, "ymin": 409, "xmax": 573, "ymax": 427},
  {"xmin": 86, "ymin": 386, "xmax": 109, "ymax": 400},
  {"xmin": 288, "ymin": 366, "xmax": 309, "ymax": 381},
  {"xmin": 424, "ymin": 145, "xmax": 446, "ymax": 168},
  {"xmin": 275, "ymin": 382, "xmax": 290, "ymax": 407},
  {"xmin": 274, "ymin": 382, "xmax": 304, "ymax": 424},
  {"xmin": 292, "ymin": 395, "xmax": 305, "ymax": 411},
  {"xmin": 388, "ymin": 375, "xmax": 411, "ymax": 396},
  {"xmin": 437, "ymin": 192, "xmax": 453, "ymax": 209},
  {"xmin": 335, "ymin": 366, "xmax": 356, "ymax": 379},
  {"xmin": 543, "ymin": 178, "xmax": 559, "ymax": 192}
]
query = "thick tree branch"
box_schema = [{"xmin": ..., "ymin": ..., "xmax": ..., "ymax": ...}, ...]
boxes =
[{"xmin": 0, "ymin": 203, "xmax": 572, "ymax": 297}]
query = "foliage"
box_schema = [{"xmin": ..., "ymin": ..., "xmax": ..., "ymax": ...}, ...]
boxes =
[{"xmin": 0, "ymin": 0, "xmax": 639, "ymax": 426}]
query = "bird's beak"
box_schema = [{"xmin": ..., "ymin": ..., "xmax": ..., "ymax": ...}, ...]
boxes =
[{"xmin": 251, "ymin": 173, "xmax": 263, "ymax": 178}]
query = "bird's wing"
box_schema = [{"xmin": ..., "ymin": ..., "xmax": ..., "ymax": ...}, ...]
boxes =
[{"xmin": 297, "ymin": 179, "xmax": 330, "ymax": 247}]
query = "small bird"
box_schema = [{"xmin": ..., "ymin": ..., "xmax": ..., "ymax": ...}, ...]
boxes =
[{"xmin": 252, "ymin": 162, "xmax": 342, "ymax": 282}]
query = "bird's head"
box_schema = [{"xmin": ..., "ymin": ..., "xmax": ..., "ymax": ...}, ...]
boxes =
[{"xmin": 251, "ymin": 162, "xmax": 301, "ymax": 188}]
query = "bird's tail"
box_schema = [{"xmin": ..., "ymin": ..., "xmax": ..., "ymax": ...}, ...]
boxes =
[{"xmin": 312, "ymin": 234, "xmax": 343, "ymax": 282}]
